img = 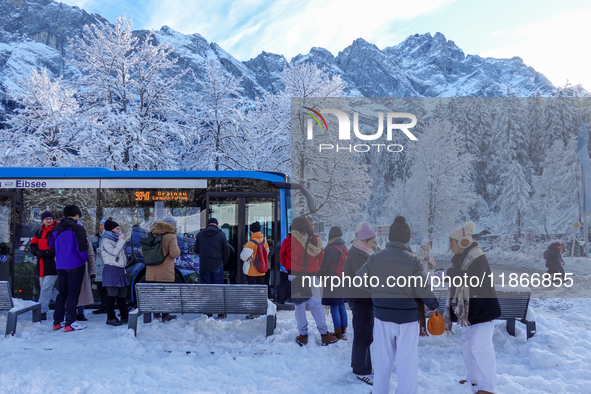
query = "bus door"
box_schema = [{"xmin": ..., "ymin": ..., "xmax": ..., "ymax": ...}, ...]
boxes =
[
  {"xmin": 0, "ymin": 194, "xmax": 15, "ymax": 288},
  {"xmin": 207, "ymin": 194, "xmax": 277, "ymax": 285}
]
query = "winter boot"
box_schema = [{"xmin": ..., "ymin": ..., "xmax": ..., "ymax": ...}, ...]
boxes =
[
  {"xmin": 475, "ymin": 391, "xmax": 494, "ymax": 394},
  {"xmin": 76, "ymin": 313, "xmax": 88, "ymax": 321},
  {"xmin": 333, "ymin": 327, "xmax": 342, "ymax": 339},
  {"xmin": 295, "ymin": 334, "xmax": 308, "ymax": 346},
  {"xmin": 40, "ymin": 313, "xmax": 47, "ymax": 321},
  {"xmin": 321, "ymin": 332, "xmax": 338, "ymax": 346},
  {"xmin": 341, "ymin": 326, "xmax": 348, "ymax": 340},
  {"xmin": 246, "ymin": 313, "xmax": 261, "ymax": 320},
  {"xmin": 92, "ymin": 306, "xmax": 107, "ymax": 315},
  {"xmin": 162, "ymin": 314, "xmax": 177, "ymax": 322},
  {"xmin": 106, "ymin": 319, "xmax": 124, "ymax": 326},
  {"xmin": 64, "ymin": 322, "xmax": 87, "ymax": 331}
]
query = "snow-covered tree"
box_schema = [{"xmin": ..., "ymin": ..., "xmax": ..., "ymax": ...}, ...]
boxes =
[
  {"xmin": 386, "ymin": 121, "xmax": 476, "ymax": 241},
  {"xmin": 69, "ymin": 15, "xmax": 187, "ymax": 170},
  {"xmin": 188, "ymin": 60, "xmax": 244, "ymax": 171},
  {"xmin": 4, "ymin": 68, "xmax": 80, "ymax": 166},
  {"xmin": 498, "ymin": 160, "xmax": 531, "ymax": 237},
  {"xmin": 287, "ymin": 64, "xmax": 371, "ymax": 225}
]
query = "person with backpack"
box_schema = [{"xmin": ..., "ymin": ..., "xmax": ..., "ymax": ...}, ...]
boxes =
[
  {"xmin": 101, "ymin": 220, "xmax": 129, "ymax": 326},
  {"xmin": 320, "ymin": 226, "xmax": 348, "ymax": 340},
  {"xmin": 194, "ymin": 218, "xmax": 230, "ymax": 286},
  {"xmin": 48, "ymin": 205, "xmax": 88, "ymax": 332},
  {"xmin": 544, "ymin": 242, "xmax": 565, "ymax": 281},
  {"xmin": 91, "ymin": 219, "xmax": 108, "ymax": 315},
  {"xmin": 289, "ymin": 216, "xmax": 338, "ymax": 346},
  {"xmin": 143, "ymin": 216, "xmax": 181, "ymax": 322},
  {"xmin": 240, "ymin": 221, "xmax": 269, "ymax": 319},
  {"xmin": 30, "ymin": 211, "xmax": 58, "ymax": 321}
]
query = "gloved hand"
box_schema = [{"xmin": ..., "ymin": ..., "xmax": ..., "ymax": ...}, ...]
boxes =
[
  {"xmin": 35, "ymin": 250, "xmax": 43, "ymax": 258},
  {"xmin": 90, "ymin": 274, "xmax": 96, "ymax": 281}
]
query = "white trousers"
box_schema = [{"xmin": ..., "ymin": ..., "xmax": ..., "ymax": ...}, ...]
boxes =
[
  {"xmin": 373, "ymin": 318, "xmax": 419, "ymax": 394},
  {"xmin": 461, "ymin": 321, "xmax": 497, "ymax": 393}
]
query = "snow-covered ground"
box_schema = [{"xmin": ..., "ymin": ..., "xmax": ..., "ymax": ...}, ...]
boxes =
[{"xmin": 1, "ymin": 297, "xmax": 590, "ymax": 393}]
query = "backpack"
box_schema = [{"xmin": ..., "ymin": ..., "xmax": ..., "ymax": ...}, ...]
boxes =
[
  {"xmin": 139, "ymin": 233, "xmax": 170, "ymax": 266},
  {"xmin": 250, "ymin": 239, "xmax": 269, "ymax": 274},
  {"xmin": 330, "ymin": 244, "xmax": 349, "ymax": 277}
]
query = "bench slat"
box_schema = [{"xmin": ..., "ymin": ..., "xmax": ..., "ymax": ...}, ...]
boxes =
[{"xmin": 0, "ymin": 281, "xmax": 14, "ymax": 310}]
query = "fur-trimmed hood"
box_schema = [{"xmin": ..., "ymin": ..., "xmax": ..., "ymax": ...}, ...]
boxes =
[
  {"xmin": 151, "ymin": 221, "xmax": 176, "ymax": 234},
  {"xmin": 292, "ymin": 230, "xmax": 323, "ymax": 257}
]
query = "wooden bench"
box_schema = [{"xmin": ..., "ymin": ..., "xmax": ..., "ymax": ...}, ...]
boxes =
[
  {"xmin": 129, "ymin": 283, "xmax": 276, "ymax": 337},
  {"xmin": 432, "ymin": 285, "xmax": 536, "ymax": 339},
  {"xmin": 0, "ymin": 281, "xmax": 42, "ymax": 336}
]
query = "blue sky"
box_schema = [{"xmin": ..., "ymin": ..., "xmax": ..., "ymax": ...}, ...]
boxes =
[{"xmin": 62, "ymin": 0, "xmax": 591, "ymax": 89}]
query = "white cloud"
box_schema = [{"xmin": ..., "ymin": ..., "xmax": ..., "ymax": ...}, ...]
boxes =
[
  {"xmin": 480, "ymin": 8, "xmax": 591, "ymax": 90},
  {"xmin": 142, "ymin": 0, "xmax": 455, "ymax": 61}
]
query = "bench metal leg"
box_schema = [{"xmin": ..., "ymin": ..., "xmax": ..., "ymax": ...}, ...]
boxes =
[
  {"xmin": 521, "ymin": 319, "xmax": 536, "ymax": 340},
  {"xmin": 129, "ymin": 308, "xmax": 140, "ymax": 337},
  {"xmin": 506, "ymin": 318, "xmax": 516, "ymax": 337},
  {"xmin": 143, "ymin": 313, "xmax": 152, "ymax": 323},
  {"xmin": 5, "ymin": 311, "xmax": 18, "ymax": 337},
  {"xmin": 31, "ymin": 304, "xmax": 41, "ymax": 323},
  {"xmin": 266, "ymin": 314, "xmax": 275, "ymax": 337}
]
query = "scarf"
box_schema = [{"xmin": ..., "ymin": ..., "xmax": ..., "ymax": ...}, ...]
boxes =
[
  {"xmin": 444, "ymin": 245, "xmax": 484, "ymax": 331},
  {"xmin": 103, "ymin": 230, "xmax": 119, "ymax": 243},
  {"xmin": 352, "ymin": 238, "xmax": 374, "ymax": 256}
]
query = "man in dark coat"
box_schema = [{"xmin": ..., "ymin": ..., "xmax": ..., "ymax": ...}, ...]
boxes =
[
  {"xmin": 194, "ymin": 217, "xmax": 230, "ymax": 284},
  {"xmin": 48, "ymin": 205, "xmax": 88, "ymax": 331},
  {"xmin": 357, "ymin": 216, "xmax": 439, "ymax": 394}
]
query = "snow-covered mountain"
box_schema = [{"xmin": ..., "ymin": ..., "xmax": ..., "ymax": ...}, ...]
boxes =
[{"xmin": 0, "ymin": 0, "xmax": 557, "ymax": 123}]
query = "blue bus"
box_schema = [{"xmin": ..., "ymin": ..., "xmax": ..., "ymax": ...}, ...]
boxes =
[{"xmin": 0, "ymin": 167, "xmax": 314, "ymax": 301}]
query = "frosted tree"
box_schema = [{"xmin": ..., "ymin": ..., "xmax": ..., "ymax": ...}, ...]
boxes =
[
  {"xmin": 386, "ymin": 121, "xmax": 476, "ymax": 241},
  {"xmin": 526, "ymin": 91, "xmax": 547, "ymax": 176},
  {"xmin": 69, "ymin": 15, "xmax": 187, "ymax": 170},
  {"xmin": 533, "ymin": 138, "xmax": 581, "ymax": 236},
  {"xmin": 287, "ymin": 64, "xmax": 371, "ymax": 225},
  {"xmin": 188, "ymin": 60, "xmax": 244, "ymax": 171},
  {"xmin": 498, "ymin": 160, "xmax": 531, "ymax": 237},
  {"xmin": 227, "ymin": 93, "xmax": 290, "ymax": 173},
  {"xmin": 4, "ymin": 68, "xmax": 80, "ymax": 167},
  {"xmin": 463, "ymin": 97, "xmax": 492, "ymax": 198}
]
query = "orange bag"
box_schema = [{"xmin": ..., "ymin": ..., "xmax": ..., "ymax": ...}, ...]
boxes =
[{"xmin": 427, "ymin": 310, "xmax": 445, "ymax": 336}]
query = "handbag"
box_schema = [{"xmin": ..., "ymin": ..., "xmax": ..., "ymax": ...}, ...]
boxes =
[{"xmin": 275, "ymin": 271, "xmax": 292, "ymax": 304}]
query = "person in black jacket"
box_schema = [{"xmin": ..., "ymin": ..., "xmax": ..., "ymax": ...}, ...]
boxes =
[
  {"xmin": 194, "ymin": 218, "xmax": 230, "ymax": 318},
  {"xmin": 320, "ymin": 226, "xmax": 348, "ymax": 340},
  {"xmin": 445, "ymin": 221, "xmax": 501, "ymax": 394},
  {"xmin": 357, "ymin": 216, "xmax": 439, "ymax": 394},
  {"xmin": 194, "ymin": 218, "xmax": 230, "ymax": 284},
  {"xmin": 342, "ymin": 222, "xmax": 376, "ymax": 385},
  {"xmin": 544, "ymin": 242, "xmax": 565, "ymax": 280}
]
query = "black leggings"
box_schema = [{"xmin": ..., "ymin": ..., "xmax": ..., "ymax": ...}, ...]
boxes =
[{"xmin": 106, "ymin": 286, "xmax": 128, "ymax": 321}]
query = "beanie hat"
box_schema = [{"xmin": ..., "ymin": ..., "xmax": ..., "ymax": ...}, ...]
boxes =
[
  {"xmin": 162, "ymin": 215, "xmax": 177, "ymax": 228},
  {"xmin": 355, "ymin": 222, "xmax": 364, "ymax": 236},
  {"xmin": 41, "ymin": 211, "xmax": 54, "ymax": 220},
  {"xmin": 208, "ymin": 218, "xmax": 218, "ymax": 226},
  {"xmin": 63, "ymin": 205, "xmax": 82, "ymax": 218},
  {"xmin": 250, "ymin": 221, "xmax": 261, "ymax": 233},
  {"xmin": 357, "ymin": 223, "xmax": 376, "ymax": 241},
  {"xmin": 104, "ymin": 220, "xmax": 119, "ymax": 232},
  {"xmin": 100, "ymin": 218, "xmax": 107, "ymax": 224},
  {"xmin": 389, "ymin": 216, "xmax": 411, "ymax": 243},
  {"xmin": 328, "ymin": 226, "xmax": 343, "ymax": 240},
  {"xmin": 448, "ymin": 221, "xmax": 476, "ymax": 248}
]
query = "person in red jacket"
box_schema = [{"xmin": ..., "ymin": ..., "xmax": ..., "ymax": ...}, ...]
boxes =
[
  {"xmin": 30, "ymin": 211, "xmax": 58, "ymax": 321},
  {"xmin": 288, "ymin": 216, "xmax": 337, "ymax": 346}
]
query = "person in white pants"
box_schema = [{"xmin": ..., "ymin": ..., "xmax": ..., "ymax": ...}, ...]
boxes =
[
  {"xmin": 373, "ymin": 319, "xmax": 420, "ymax": 394},
  {"xmin": 462, "ymin": 321, "xmax": 497, "ymax": 392},
  {"xmin": 356, "ymin": 216, "xmax": 439, "ymax": 393},
  {"xmin": 445, "ymin": 222, "xmax": 502, "ymax": 394}
]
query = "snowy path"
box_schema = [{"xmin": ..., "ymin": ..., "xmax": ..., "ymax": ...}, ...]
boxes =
[{"xmin": 1, "ymin": 298, "xmax": 590, "ymax": 393}]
